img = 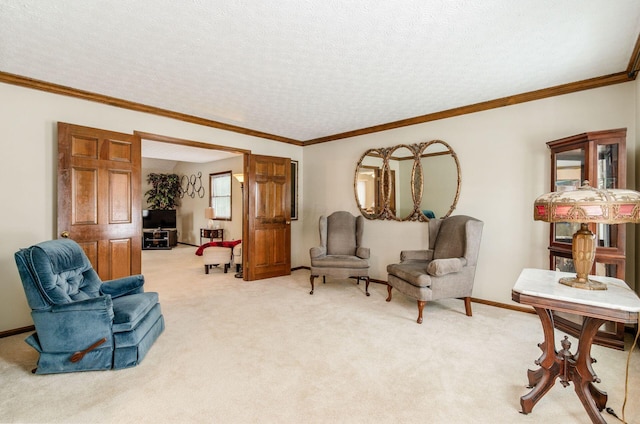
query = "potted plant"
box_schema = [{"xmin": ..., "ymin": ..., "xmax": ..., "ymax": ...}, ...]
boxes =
[{"xmin": 145, "ymin": 173, "xmax": 181, "ymax": 210}]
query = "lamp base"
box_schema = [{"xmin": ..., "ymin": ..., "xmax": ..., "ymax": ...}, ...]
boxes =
[
  {"xmin": 558, "ymin": 276, "xmax": 607, "ymax": 291},
  {"xmin": 559, "ymin": 222, "xmax": 606, "ymax": 290}
]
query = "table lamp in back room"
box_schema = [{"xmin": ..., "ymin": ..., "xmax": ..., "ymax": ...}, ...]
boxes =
[{"xmin": 205, "ymin": 207, "xmax": 215, "ymax": 229}]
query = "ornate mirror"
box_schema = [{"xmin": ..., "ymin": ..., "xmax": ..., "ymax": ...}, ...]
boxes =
[
  {"xmin": 418, "ymin": 140, "xmax": 460, "ymax": 219},
  {"xmin": 354, "ymin": 140, "xmax": 460, "ymax": 221},
  {"xmin": 355, "ymin": 149, "xmax": 387, "ymax": 219}
]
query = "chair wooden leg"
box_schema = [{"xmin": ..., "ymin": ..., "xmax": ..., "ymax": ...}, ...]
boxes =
[
  {"xmin": 386, "ymin": 285, "xmax": 392, "ymax": 302},
  {"xmin": 205, "ymin": 265, "xmax": 209, "ymax": 274},
  {"xmin": 464, "ymin": 296, "xmax": 472, "ymax": 316},
  {"xmin": 364, "ymin": 277, "xmax": 370, "ymax": 296},
  {"xmin": 417, "ymin": 300, "xmax": 426, "ymax": 324},
  {"xmin": 323, "ymin": 276, "xmax": 326, "ymax": 284},
  {"xmin": 310, "ymin": 275, "xmax": 317, "ymax": 295}
]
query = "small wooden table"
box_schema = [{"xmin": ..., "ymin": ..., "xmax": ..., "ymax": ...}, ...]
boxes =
[
  {"xmin": 512, "ymin": 268, "xmax": 640, "ymax": 424},
  {"xmin": 200, "ymin": 228, "xmax": 223, "ymax": 245}
]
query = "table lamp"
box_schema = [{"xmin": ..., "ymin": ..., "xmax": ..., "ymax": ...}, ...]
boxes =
[
  {"xmin": 205, "ymin": 207, "xmax": 216, "ymax": 229},
  {"xmin": 534, "ymin": 181, "xmax": 640, "ymax": 290},
  {"xmin": 233, "ymin": 173, "xmax": 244, "ymax": 188}
]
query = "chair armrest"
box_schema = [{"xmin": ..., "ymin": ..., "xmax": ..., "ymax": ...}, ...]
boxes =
[
  {"xmin": 101, "ymin": 274, "xmax": 145, "ymax": 298},
  {"xmin": 356, "ymin": 247, "xmax": 370, "ymax": 259},
  {"xmin": 400, "ymin": 250, "xmax": 434, "ymax": 262},
  {"xmin": 33, "ymin": 296, "xmax": 114, "ymax": 352},
  {"xmin": 310, "ymin": 246, "xmax": 326, "ymax": 259},
  {"xmin": 426, "ymin": 258, "xmax": 467, "ymax": 276},
  {"xmin": 51, "ymin": 295, "xmax": 114, "ymax": 314}
]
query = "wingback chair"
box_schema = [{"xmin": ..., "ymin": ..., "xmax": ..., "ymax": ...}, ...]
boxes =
[
  {"xmin": 309, "ymin": 211, "xmax": 370, "ymax": 295},
  {"xmin": 386, "ymin": 215, "xmax": 483, "ymax": 323},
  {"xmin": 14, "ymin": 239, "xmax": 165, "ymax": 374}
]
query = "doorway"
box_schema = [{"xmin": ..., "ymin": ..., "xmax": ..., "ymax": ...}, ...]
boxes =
[
  {"xmin": 138, "ymin": 131, "xmax": 248, "ymax": 260},
  {"xmin": 137, "ymin": 132, "xmax": 293, "ymax": 281}
]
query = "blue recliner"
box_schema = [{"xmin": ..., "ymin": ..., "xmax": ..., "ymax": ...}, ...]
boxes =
[{"xmin": 14, "ymin": 239, "xmax": 165, "ymax": 374}]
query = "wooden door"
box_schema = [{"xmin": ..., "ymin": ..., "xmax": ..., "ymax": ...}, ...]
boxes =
[
  {"xmin": 57, "ymin": 122, "xmax": 141, "ymax": 280},
  {"xmin": 245, "ymin": 154, "xmax": 291, "ymax": 280}
]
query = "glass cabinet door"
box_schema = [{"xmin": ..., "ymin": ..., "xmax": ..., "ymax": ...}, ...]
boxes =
[
  {"xmin": 596, "ymin": 143, "xmax": 620, "ymax": 250},
  {"xmin": 549, "ymin": 133, "xmax": 625, "ymax": 256},
  {"xmin": 551, "ymin": 147, "xmax": 584, "ymax": 246}
]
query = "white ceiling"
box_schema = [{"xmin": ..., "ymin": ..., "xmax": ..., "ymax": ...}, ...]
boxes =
[{"xmin": 1, "ymin": 1, "xmax": 640, "ymax": 144}]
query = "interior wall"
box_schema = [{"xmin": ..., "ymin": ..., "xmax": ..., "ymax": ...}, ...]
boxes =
[
  {"xmin": 173, "ymin": 156, "xmax": 244, "ymax": 245},
  {"xmin": 0, "ymin": 82, "xmax": 303, "ymax": 332},
  {"xmin": 303, "ymin": 82, "xmax": 637, "ymax": 305}
]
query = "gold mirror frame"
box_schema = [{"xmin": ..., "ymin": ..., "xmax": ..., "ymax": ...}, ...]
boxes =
[
  {"xmin": 354, "ymin": 140, "xmax": 461, "ymax": 221},
  {"xmin": 354, "ymin": 148, "xmax": 389, "ymax": 220}
]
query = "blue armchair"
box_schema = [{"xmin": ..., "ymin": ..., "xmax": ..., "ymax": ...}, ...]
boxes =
[{"xmin": 14, "ymin": 239, "xmax": 165, "ymax": 374}]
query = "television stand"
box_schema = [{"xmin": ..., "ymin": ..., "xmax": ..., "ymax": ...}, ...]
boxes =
[{"xmin": 143, "ymin": 229, "xmax": 172, "ymax": 250}]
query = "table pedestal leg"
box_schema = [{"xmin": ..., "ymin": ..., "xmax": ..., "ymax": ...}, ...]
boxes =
[
  {"xmin": 572, "ymin": 316, "xmax": 608, "ymax": 424},
  {"xmin": 520, "ymin": 307, "xmax": 560, "ymax": 414},
  {"xmin": 520, "ymin": 308, "xmax": 608, "ymax": 424}
]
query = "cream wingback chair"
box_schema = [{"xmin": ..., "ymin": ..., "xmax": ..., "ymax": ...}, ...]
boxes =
[
  {"xmin": 309, "ymin": 211, "xmax": 370, "ymax": 295},
  {"xmin": 386, "ymin": 215, "xmax": 483, "ymax": 323}
]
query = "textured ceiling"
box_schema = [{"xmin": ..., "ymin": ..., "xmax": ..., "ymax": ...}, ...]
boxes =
[{"xmin": 1, "ymin": 1, "xmax": 640, "ymax": 143}]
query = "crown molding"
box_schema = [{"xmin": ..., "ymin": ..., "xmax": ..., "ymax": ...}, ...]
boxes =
[
  {"xmin": 1, "ymin": 63, "xmax": 637, "ymax": 148},
  {"xmin": 303, "ymin": 71, "xmax": 636, "ymax": 145},
  {"xmin": 0, "ymin": 71, "xmax": 302, "ymax": 146}
]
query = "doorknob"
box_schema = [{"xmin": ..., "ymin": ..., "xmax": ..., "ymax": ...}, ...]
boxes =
[{"xmin": 60, "ymin": 231, "xmax": 70, "ymax": 238}]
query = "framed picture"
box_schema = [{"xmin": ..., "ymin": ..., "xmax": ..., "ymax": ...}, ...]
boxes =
[{"xmin": 291, "ymin": 160, "xmax": 298, "ymax": 220}]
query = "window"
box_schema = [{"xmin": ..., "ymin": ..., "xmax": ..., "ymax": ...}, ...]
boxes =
[{"xmin": 210, "ymin": 171, "xmax": 232, "ymax": 220}]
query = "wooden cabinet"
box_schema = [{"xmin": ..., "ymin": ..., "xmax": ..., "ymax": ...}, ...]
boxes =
[{"xmin": 546, "ymin": 128, "xmax": 627, "ymax": 349}]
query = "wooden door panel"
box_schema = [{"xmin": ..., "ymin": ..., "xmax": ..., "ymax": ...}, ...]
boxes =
[
  {"xmin": 271, "ymin": 181, "xmax": 286, "ymax": 218},
  {"xmin": 253, "ymin": 229, "xmax": 271, "ymax": 267},
  {"xmin": 78, "ymin": 242, "xmax": 99, "ymax": 267},
  {"xmin": 107, "ymin": 138, "xmax": 133, "ymax": 161},
  {"xmin": 255, "ymin": 181, "xmax": 269, "ymax": 218},
  {"xmin": 108, "ymin": 239, "xmax": 132, "ymax": 279},
  {"xmin": 71, "ymin": 135, "xmax": 99, "ymax": 158},
  {"xmin": 72, "ymin": 168, "xmax": 98, "ymax": 224},
  {"xmin": 58, "ymin": 122, "xmax": 141, "ymax": 281},
  {"xmin": 246, "ymin": 154, "xmax": 291, "ymax": 280},
  {"xmin": 109, "ymin": 171, "xmax": 132, "ymax": 223}
]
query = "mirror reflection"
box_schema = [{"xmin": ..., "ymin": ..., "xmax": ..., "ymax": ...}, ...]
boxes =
[
  {"xmin": 355, "ymin": 149, "xmax": 386, "ymax": 219},
  {"xmin": 388, "ymin": 145, "xmax": 418, "ymax": 220},
  {"xmin": 354, "ymin": 140, "xmax": 460, "ymax": 221},
  {"xmin": 419, "ymin": 141, "xmax": 460, "ymax": 219}
]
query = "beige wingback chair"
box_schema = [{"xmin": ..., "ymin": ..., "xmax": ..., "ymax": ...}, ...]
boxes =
[
  {"xmin": 309, "ymin": 211, "xmax": 370, "ymax": 295},
  {"xmin": 386, "ymin": 215, "xmax": 483, "ymax": 323}
]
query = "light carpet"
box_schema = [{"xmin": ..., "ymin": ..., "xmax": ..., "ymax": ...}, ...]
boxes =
[{"xmin": 0, "ymin": 245, "xmax": 638, "ymax": 423}]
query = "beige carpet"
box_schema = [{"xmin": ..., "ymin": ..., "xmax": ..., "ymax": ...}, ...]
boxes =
[{"xmin": 0, "ymin": 245, "xmax": 638, "ymax": 423}]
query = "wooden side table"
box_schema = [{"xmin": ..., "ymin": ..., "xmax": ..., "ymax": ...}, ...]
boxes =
[
  {"xmin": 200, "ymin": 228, "xmax": 223, "ymax": 245},
  {"xmin": 512, "ymin": 268, "xmax": 640, "ymax": 424}
]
